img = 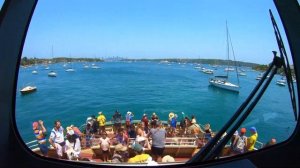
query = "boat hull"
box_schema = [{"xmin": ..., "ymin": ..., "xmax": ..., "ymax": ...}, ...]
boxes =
[
  {"xmin": 20, "ymin": 86, "xmax": 37, "ymax": 94},
  {"xmin": 209, "ymin": 79, "xmax": 239, "ymax": 92}
]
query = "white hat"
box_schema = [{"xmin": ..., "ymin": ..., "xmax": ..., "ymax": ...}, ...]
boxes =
[
  {"xmin": 98, "ymin": 111, "xmax": 102, "ymax": 115},
  {"xmin": 162, "ymin": 155, "xmax": 175, "ymax": 162},
  {"xmin": 127, "ymin": 111, "xmax": 132, "ymax": 115},
  {"xmin": 152, "ymin": 112, "xmax": 156, "ymax": 116},
  {"xmin": 67, "ymin": 129, "xmax": 74, "ymax": 135}
]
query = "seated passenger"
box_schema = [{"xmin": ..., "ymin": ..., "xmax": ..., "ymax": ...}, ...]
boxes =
[
  {"xmin": 111, "ymin": 144, "xmax": 129, "ymax": 163},
  {"xmin": 128, "ymin": 143, "xmax": 152, "ymax": 163},
  {"xmin": 65, "ymin": 128, "xmax": 81, "ymax": 160},
  {"xmin": 116, "ymin": 128, "xmax": 129, "ymax": 146}
]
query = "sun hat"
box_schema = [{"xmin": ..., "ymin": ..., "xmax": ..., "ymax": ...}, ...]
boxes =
[
  {"xmin": 115, "ymin": 144, "xmax": 127, "ymax": 152},
  {"xmin": 250, "ymin": 127, "xmax": 257, "ymax": 133},
  {"xmin": 32, "ymin": 122, "xmax": 38, "ymax": 129},
  {"xmin": 98, "ymin": 111, "xmax": 103, "ymax": 115},
  {"xmin": 152, "ymin": 112, "xmax": 156, "ymax": 116},
  {"xmin": 67, "ymin": 129, "xmax": 74, "ymax": 135},
  {"xmin": 169, "ymin": 112, "xmax": 175, "ymax": 118},
  {"xmin": 127, "ymin": 111, "xmax": 132, "ymax": 115},
  {"xmin": 143, "ymin": 113, "xmax": 147, "ymax": 116},
  {"xmin": 240, "ymin": 128, "xmax": 247, "ymax": 133},
  {"xmin": 162, "ymin": 155, "xmax": 175, "ymax": 163}
]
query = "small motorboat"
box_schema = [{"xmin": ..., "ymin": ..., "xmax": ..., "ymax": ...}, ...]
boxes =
[{"xmin": 20, "ymin": 86, "xmax": 37, "ymax": 95}]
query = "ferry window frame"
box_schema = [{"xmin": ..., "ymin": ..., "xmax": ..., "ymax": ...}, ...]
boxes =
[{"xmin": 1, "ymin": 0, "xmax": 300, "ymax": 167}]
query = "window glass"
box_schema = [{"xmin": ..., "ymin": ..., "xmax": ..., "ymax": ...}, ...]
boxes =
[{"xmin": 16, "ymin": 0, "xmax": 297, "ymax": 165}]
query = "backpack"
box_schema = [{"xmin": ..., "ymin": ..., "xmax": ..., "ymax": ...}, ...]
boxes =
[{"xmin": 234, "ymin": 135, "xmax": 246, "ymax": 153}]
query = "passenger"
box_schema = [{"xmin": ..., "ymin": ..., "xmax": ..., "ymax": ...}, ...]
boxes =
[
  {"xmin": 141, "ymin": 113, "xmax": 149, "ymax": 133},
  {"xmin": 136, "ymin": 128, "xmax": 151, "ymax": 150},
  {"xmin": 84, "ymin": 123, "xmax": 93, "ymax": 147},
  {"xmin": 69, "ymin": 124, "xmax": 83, "ymax": 137},
  {"xmin": 99, "ymin": 133, "xmax": 110, "ymax": 162},
  {"xmin": 49, "ymin": 120, "xmax": 65, "ymax": 159},
  {"xmin": 264, "ymin": 138, "xmax": 277, "ymax": 147},
  {"xmin": 151, "ymin": 112, "xmax": 159, "ymax": 122},
  {"xmin": 230, "ymin": 131, "xmax": 239, "ymax": 153},
  {"xmin": 128, "ymin": 143, "xmax": 152, "ymax": 163},
  {"xmin": 204, "ymin": 124, "xmax": 212, "ymax": 142},
  {"xmin": 112, "ymin": 110, "xmax": 122, "ymax": 134},
  {"xmin": 148, "ymin": 120, "xmax": 166, "ymax": 162},
  {"xmin": 116, "ymin": 128, "xmax": 129, "ymax": 146},
  {"xmin": 231, "ymin": 128, "xmax": 247, "ymax": 155},
  {"xmin": 32, "ymin": 120, "xmax": 48, "ymax": 157},
  {"xmin": 162, "ymin": 155, "xmax": 175, "ymax": 163},
  {"xmin": 65, "ymin": 127, "xmax": 81, "ymax": 160},
  {"xmin": 91, "ymin": 115, "xmax": 99, "ymax": 134},
  {"xmin": 111, "ymin": 144, "xmax": 129, "ymax": 163},
  {"xmin": 170, "ymin": 114, "xmax": 177, "ymax": 136},
  {"xmin": 127, "ymin": 124, "xmax": 137, "ymax": 139},
  {"xmin": 125, "ymin": 111, "xmax": 134, "ymax": 128},
  {"xmin": 247, "ymin": 127, "xmax": 258, "ymax": 152},
  {"xmin": 97, "ymin": 112, "xmax": 106, "ymax": 134},
  {"xmin": 140, "ymin": 121, "xmax": 149, "ymax": 134},
  {"xmin": 191, "ymin": 115, "xmax": 196, "ymax": 125}
]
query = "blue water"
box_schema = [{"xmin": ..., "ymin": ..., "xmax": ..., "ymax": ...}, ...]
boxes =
[{"xmin": 16, "ymin": 61, "xmax": 296, "ymax": 145}]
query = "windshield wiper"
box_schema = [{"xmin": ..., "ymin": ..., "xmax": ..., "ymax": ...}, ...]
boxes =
[
  {"xmin": 270, "ymin": 9, "xmax": 298, "ymax": 121},
  {"xmin": 189, "ymin": 9, "xmax": 296, "ymax": 163}
]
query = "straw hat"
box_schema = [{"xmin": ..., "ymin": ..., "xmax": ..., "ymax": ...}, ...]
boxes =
[
  {"xmin": 162, "ymin": 155, "xmax": 175, "ymax": 163},
  {"xmin": 115, "ymin": 144, "xmax": 127, "ymax": 152},
  {"xmin": 169, "ymin": 112, "xmax": 175, "ymax": 118}
]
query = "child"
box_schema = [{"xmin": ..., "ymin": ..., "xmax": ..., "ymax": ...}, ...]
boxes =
[{"xmin": 99, "ymin": 133, "xmax": 110, "ymax": 162}]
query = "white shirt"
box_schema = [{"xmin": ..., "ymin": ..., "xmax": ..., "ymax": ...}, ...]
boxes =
[
  {"xmin": 65, "ymin": 138, "xmax": 81, "ymax": 157},
  {"xmin": 50, "ymin": 126, "xmax": 64, "ymax": 143}
]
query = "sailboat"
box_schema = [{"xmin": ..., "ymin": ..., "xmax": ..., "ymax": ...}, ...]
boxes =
[
  {"xmin": 47, "ymin": 46, "xmax": 57, "ymax": 77},
  {"xmin": 209, "ymin": 22, "xmax": 240, "ymax": 92},
  {"xmin": 31, "ymin": 58, "xmax": 38, "ymax": 74}
]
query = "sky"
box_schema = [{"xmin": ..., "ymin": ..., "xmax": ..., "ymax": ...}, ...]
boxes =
[{"xmin": 2, "ymin": 0, "xmax": 295, "ymax": 64}]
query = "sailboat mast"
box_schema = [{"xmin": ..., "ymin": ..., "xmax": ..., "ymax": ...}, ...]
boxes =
[
  {"xmin": 226, "ymin": 21, "xmax": 229, "ymax": 78},
  {"xmin": 228, "ymin": 27, "xmax": 240, "ymax": 85}
]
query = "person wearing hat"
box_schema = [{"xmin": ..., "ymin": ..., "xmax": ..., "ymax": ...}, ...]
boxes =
[
  {"xmin": 125, "ymin": 111, "xmax": 134, "ymax": 128},
  {"xmin": 151, "ymin": 112, "xmax": 159, "ymax": 122},
  {"xmin": 231, "ymin": 128, "xmax": 248, "ymax": 154},
  {"xmin": 111, "ymin": 143, "xmax": 129, "ymax": 163},
  {"xmin": 97, "ymin": 111, "xmax": 106, "ymax": 134},
  {"xmin": 247, "ymin": 127, "xmax": 258, "ymax": 152},
  {"xmin": 128, "ymin": 143, "xmax": 152, "ymax": 163},
  {"xmin": 65, "ymin": 127, "xmax": 81, "ymax": 160},
  {"xmin": 32, "ymin": 120, "xmax": 48, "ymax": 157}
]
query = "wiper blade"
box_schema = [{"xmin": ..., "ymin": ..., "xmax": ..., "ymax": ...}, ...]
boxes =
[{"xmin": 270, "ymin": 9, "xmax": 298, "ymax": 121}]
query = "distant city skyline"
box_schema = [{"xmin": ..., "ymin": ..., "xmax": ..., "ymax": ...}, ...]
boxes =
[{"xmin": 11, "ymin": 0, "xmax": 293, "ymax": 64}]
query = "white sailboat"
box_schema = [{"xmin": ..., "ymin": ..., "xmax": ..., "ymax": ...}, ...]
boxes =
[
  {"xmin": 209, "ymin": 22, "xmax": 240, "ymax": 92},
  {"xmin": 48, "ymin": 46, "xmax": 57, "ymax": 77}
]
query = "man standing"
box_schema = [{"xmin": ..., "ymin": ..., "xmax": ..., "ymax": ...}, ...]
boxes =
[
  {"xmin": 148, "ymin": 121, "xmax": 166, "ymax": 162},
  {"xmin": 97, "ymin": 111, "xmax": 106, "ymax": 134},
  {"xmin": 112, "ymin": 110, "xmax": 122, "ymax": 133},
  {"xmin": 49, "ymin": 120, "xmax": 65, "ymax": 159},
  {"xmin": 33, "ymin": 120, "xmax": 48, "ymax": 157}
]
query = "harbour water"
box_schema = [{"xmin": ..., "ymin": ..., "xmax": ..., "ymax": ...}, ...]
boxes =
[{"xmin": 16, "ymin": 61, "xmax": 296, "ymax": 146}]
